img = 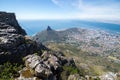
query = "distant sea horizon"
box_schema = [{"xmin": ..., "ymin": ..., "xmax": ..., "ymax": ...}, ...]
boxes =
[{"xmin": 18, "ymin": 20, "xmax": 120, "ymax": 36}]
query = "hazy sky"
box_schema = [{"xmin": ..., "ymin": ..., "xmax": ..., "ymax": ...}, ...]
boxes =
[{"xmin": 0, "ymin": 0, "xmax": 120, "ymax": 21}]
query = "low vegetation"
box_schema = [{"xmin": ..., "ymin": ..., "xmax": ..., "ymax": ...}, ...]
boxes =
[
  {"xmin": 0, "ymin": 62, "xmax": 23, "ymax": 79},
  {"xmin": 45, "ymin": 42, "xmax": 120, "ymax": 76},
  {"xmin": 61, "ymin": 65, "xmax": 79, "ymax": 80}
]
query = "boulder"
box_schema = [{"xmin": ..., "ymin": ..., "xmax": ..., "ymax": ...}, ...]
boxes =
[
  {"xmin": 68, "ymin": 74, "xmax": 81, "ymax": 80},
  {"xmin": 100, "ymin": 72, "xmax": 117, "ymax": 80},
  {"xmin": 24, "ymin": 53, "xmax": 62, "ymax": 80}
]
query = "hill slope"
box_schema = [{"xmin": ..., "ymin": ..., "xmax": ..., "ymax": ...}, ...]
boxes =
[
  {"xmin": 33, "ymin": 27, "xmax": 120, "ymax": 57},
  {"xmin": 33, "ymin": 26, "xmax": 120, "ymax": 78}
]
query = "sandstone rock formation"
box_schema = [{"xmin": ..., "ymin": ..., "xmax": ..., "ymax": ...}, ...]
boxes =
[
  {"xmin": 0, "ymin": 11, "xmax": 80, "ymax": 80},
  {"xmin": 68, "ymin": 74, "xmax": 81, "ymax": 80},
  {"xmin": 0, "ymin": 12, "xmax": 46, "ymax": 64},
  {"xmin": 17, "ymin": 50, "xmax": 78, "ymax": 80},
  {"xmin": 0, "ymin": 12, "xmax": 26, "ymax": 35}
]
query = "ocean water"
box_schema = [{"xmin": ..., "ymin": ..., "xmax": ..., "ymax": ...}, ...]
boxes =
[{"xmin": 18, "ymin": 20, "xmax": 120, "ymax": 36}]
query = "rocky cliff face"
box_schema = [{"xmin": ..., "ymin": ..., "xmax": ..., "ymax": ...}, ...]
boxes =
[
  {"xmin": 0, "ymin": 12, "xmax": 46, "ymax": 64},
  {"xmin": 0, "ymin": 12, "xmax": 26, "ymax": 35},
  {"xmin": 0, "ymin": 12, "xmax": 81, "ymax": 80}
]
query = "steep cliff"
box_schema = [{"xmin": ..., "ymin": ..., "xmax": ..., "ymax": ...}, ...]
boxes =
[
  {"xmin": 0, "ymin": 12, "xmax": 26, "ymax": 35},
  {"xmin": 0, "ymin": 12, "xmax": 46, "ymax": 64},
  {"xmin": 0, "ymin": 12, "xmax": 81, "ymax": 80}
]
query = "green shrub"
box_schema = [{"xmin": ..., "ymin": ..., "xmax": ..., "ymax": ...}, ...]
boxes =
[
  {"xmin": 63, "ymin": 66, "xmax": 79, "ymax": 74},
  {"xmin": 0, "ymin": 62, "xmax": 23, "ymax": 79},
  {"xmin": 94, "ymin": 77, "xmax": 101, "ymax": 80},
  {"xmin": 61, "ymin": 65, "xmax": 79, "ymax": 80}
]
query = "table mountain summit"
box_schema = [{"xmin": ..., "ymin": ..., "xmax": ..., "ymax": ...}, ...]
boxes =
[
  {"xmin": 0, "ymin": 12, "xmax": 26, "ymax": 35},
  {"xmin": 0, "ymin": 11, "xmax": 43, "ymax": 63}
]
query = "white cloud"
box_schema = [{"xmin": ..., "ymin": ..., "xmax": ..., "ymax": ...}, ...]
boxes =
[
  {"xmin": 51, "ymin": 0, "xmax": 120, "ymax": 21},
  {"xmin": 71, "ymin": 0, "xmax": 84, "ymax": 9},
  {"xmin": 51, "ymin": 0, "xmax": 60, "ymax": 6},
  {"xmin": 19, "ymin": 0, "xmax": 120, "ymax": 22},
  {"xmin": 75, "ymin": 1, "xmax": 120, "ymax": 21},
  {"xmin": 51, "ymin": 0, "xmax": 83, "ymax": 8}
]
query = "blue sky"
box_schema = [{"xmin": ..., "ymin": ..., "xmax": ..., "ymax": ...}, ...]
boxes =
[{"xmin": 0, "ymin": 0, "xmax": 120, "ymax": 22}]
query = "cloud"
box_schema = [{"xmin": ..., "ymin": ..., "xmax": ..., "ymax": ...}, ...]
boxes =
[
  {"xmin": 51, "ymin": 0, "xmax": 60, "ymax": 6},
  {"xmin": 51, "ymin": 0, "xmax": 120, "ymax": 21},
  {"xmin": 53, "ymin": 0, "xmax": 120, "ymax": 19},
  {"xmin": 71, "ymin": 0, "xmax": 83, "ymax": 9},
  {"xmin": 75, "ymin": 0, "xmax": 120, "ymax": 20},
  {"xmin": 51, "ymin": 0, "xmax": 82, "ymax": 8}
]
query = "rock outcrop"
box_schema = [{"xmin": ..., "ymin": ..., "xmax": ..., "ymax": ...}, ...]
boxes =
[
  {"xmin": 47, "ymin": 26, "xmax": 53, "ymax": 31},
  {"xmin": 0, "ymin": 12, "xmax": 26, "ymax": 35},
  {"xmin": 68, "ymin": 74, "xmax": 81, "ymax": 80},
  {"xmin": 17, "ymin": 50, "xmax": 78, "ymax": 80},
  {"xmin": 0, "ymin": 11, "xmax": 80, "ymax": 80},
  {"xmin": 0, "ymin": 12, "xmax": 46, "ymax": 64},
  {"xmin": 100, "ymin": 72, "xmax": 117, "ymax": 80}
]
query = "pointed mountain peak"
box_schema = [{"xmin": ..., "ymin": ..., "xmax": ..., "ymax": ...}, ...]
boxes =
[{"xmin": 47, "ymin": 26, "xmax": 53, "ymax": 31}]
